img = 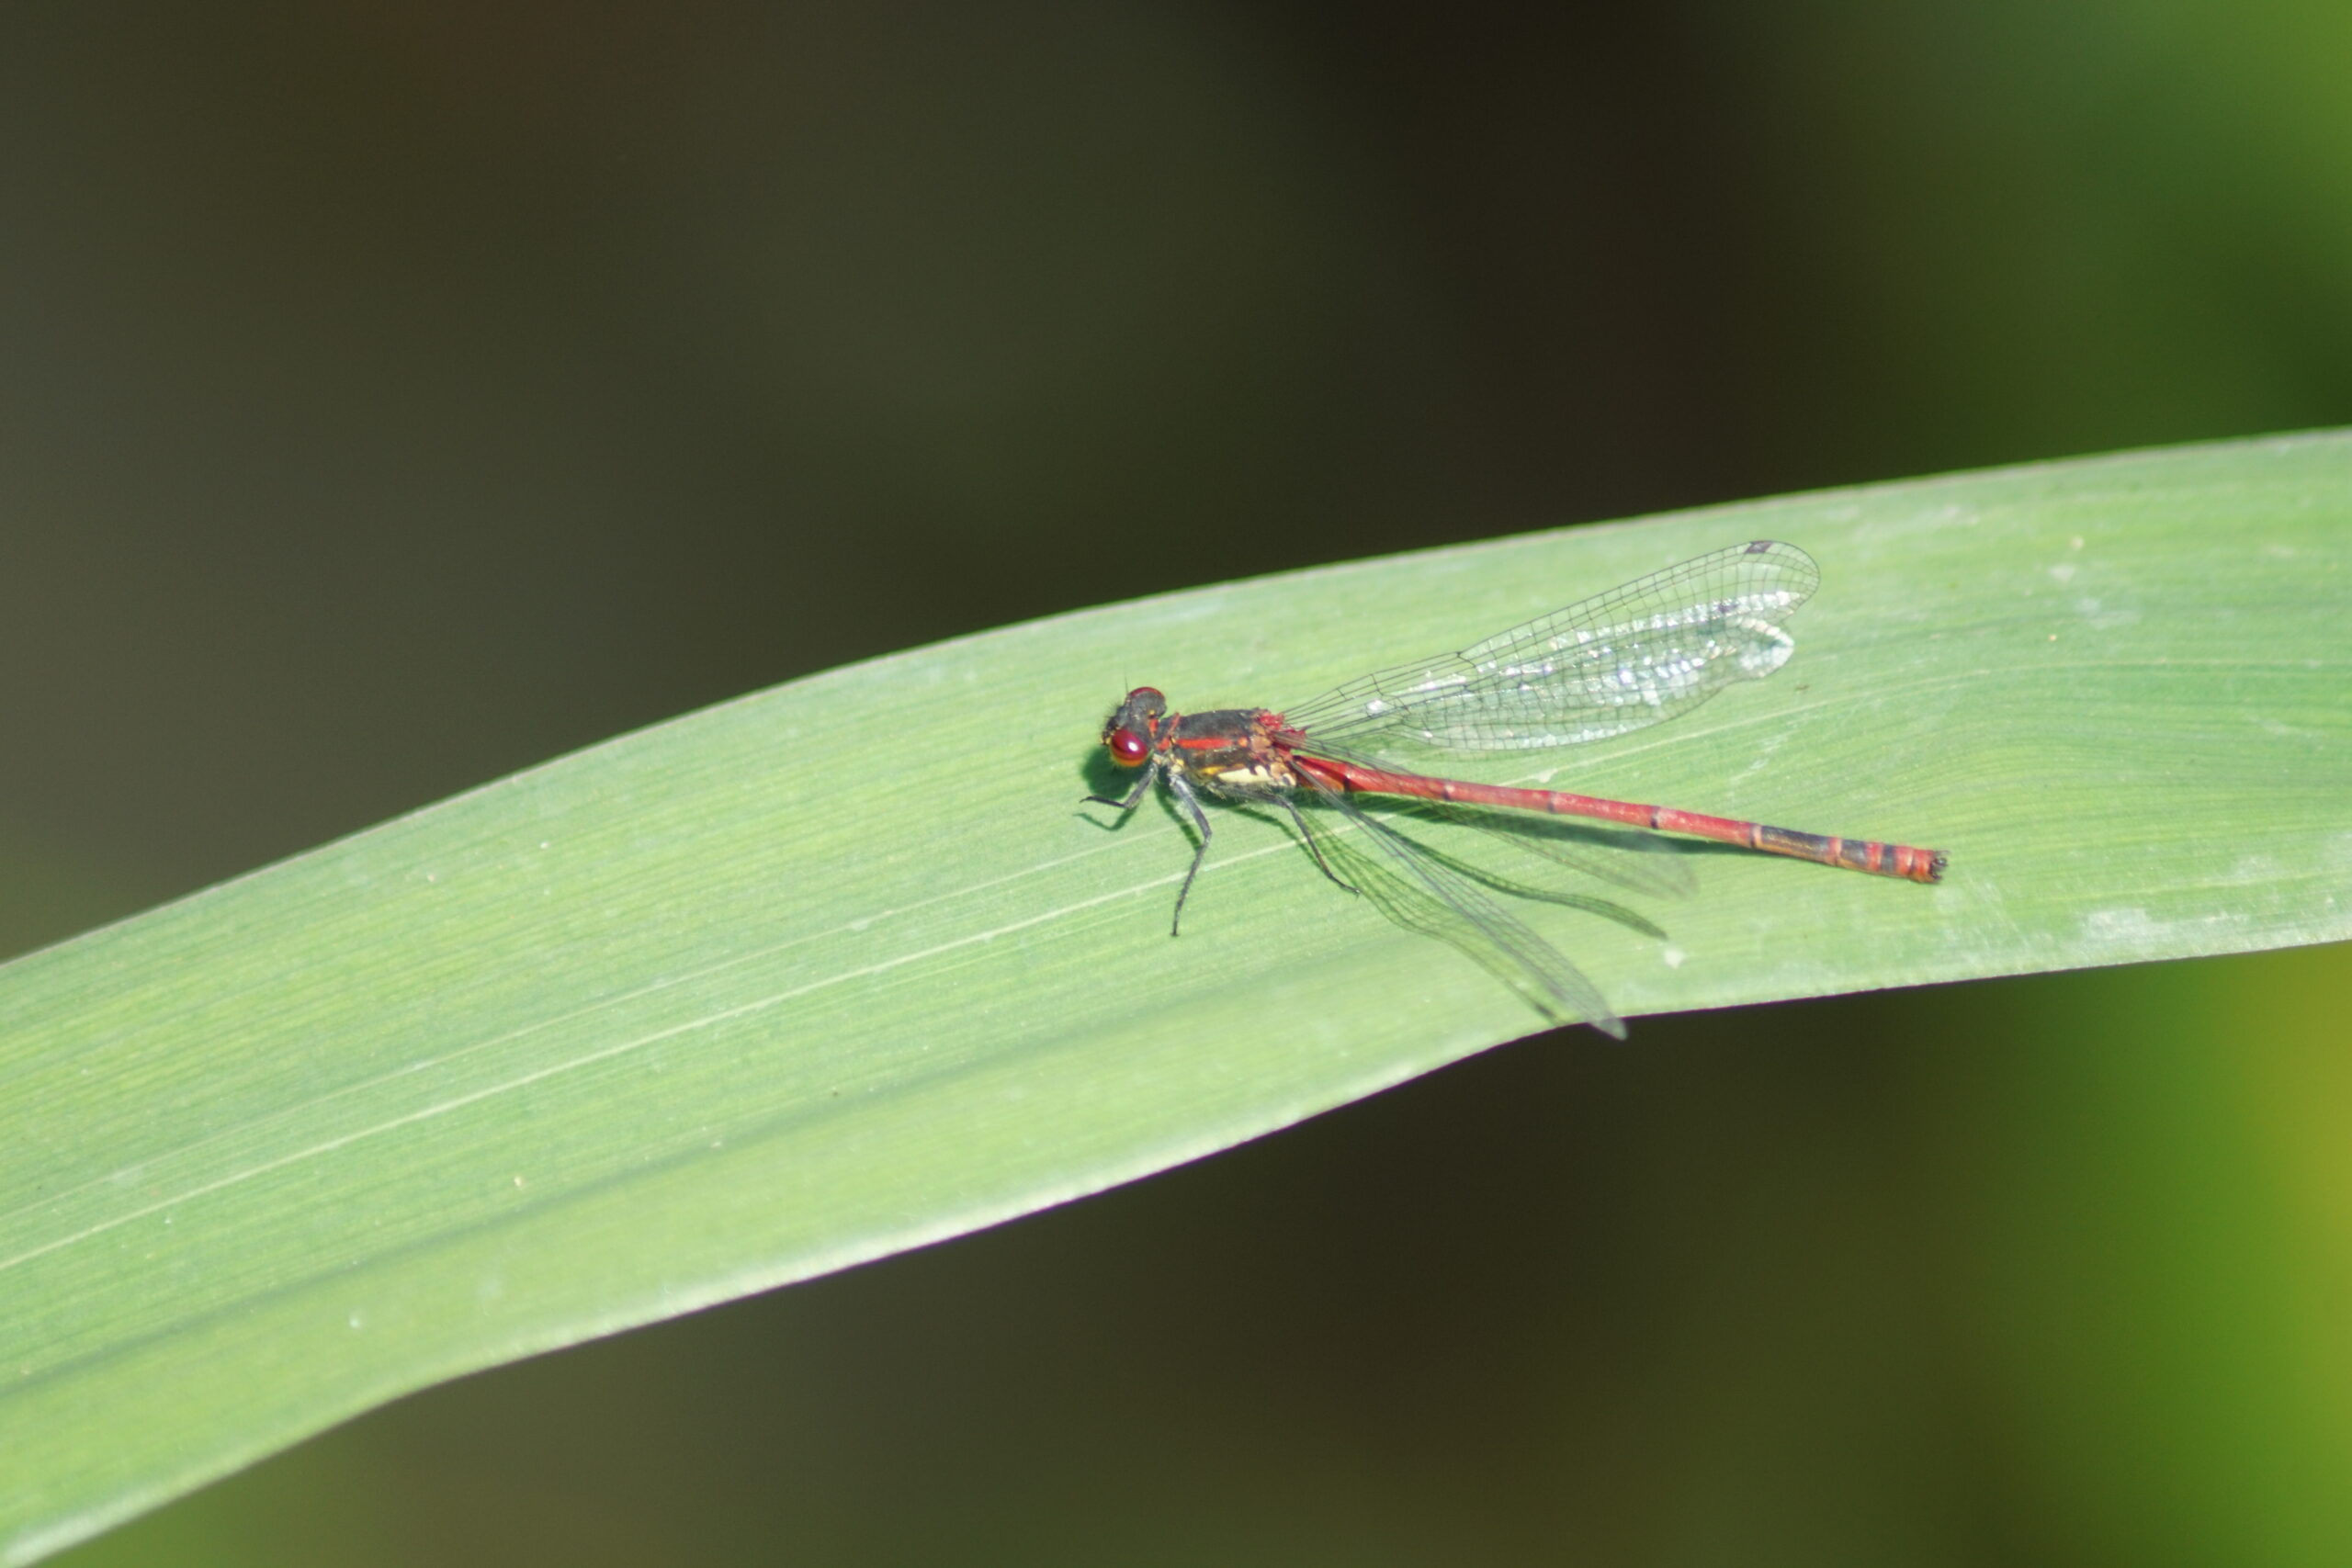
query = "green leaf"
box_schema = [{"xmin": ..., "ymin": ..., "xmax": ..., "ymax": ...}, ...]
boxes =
[{"xmin": 4, "ymin": 433, "xmax": 2347, "ymax": 1562}]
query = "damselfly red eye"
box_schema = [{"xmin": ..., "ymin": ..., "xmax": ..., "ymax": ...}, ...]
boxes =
[
  {"xmin": 1126, "ymin": 686, "xmax": 1163, "ymax": 704},
  {"xmin": 1107, "ymin": 727, "xmax": 1149, "ymax": 765}
]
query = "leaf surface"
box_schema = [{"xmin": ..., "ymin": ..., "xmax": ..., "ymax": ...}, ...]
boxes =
[{"xmin": 5, "ymin": 433, "xmax": 2348, "ymax": 1562}]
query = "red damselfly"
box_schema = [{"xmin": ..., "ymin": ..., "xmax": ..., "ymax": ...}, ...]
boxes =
[{"xmin": 1085, "ymin": 539, "xmax": 1944, "ymax": 1037}]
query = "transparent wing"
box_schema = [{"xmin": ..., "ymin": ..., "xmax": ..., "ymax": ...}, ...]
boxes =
[
  {"xmin": 1292, "ymin": 770, "xmax": 1626, "ymax": 1038},
  {"xmin": 1283, "ymin": 540, "xmax": 1819, "ymax": 752}
]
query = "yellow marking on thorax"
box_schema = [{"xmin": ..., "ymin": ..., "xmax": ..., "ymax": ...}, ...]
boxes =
[{"xmin": 1202, "ymin": 757, "xmax": 1298, "ymax": 791}]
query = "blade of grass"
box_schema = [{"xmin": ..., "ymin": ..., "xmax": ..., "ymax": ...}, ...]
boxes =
[{"xmin": 4, "ymin": 432, "xmax": 2348, "ymax": 1562}]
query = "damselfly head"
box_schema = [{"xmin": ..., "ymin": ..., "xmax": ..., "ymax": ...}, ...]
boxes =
[{"xmin": 1102, "ymin": 687, "xmax": 1167, "ymax": 766}]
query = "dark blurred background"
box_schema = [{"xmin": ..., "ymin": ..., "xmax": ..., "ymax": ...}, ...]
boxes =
[{"xmin": 13, "ymin": 2, "xmax": 2348, "ymax": 1563}]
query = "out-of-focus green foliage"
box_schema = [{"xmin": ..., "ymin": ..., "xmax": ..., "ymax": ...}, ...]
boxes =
[{"xmin": 5, "ymin": 434, "xmax": 2347, "ymax": 1562}]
